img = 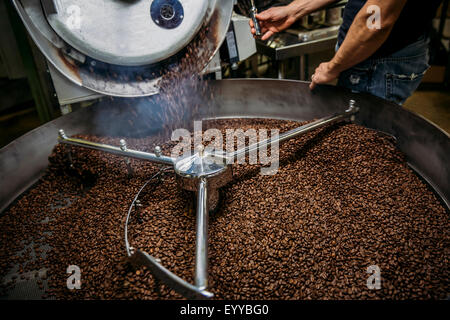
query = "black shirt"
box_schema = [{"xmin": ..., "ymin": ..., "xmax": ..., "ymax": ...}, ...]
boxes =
[{"xmin": 337, "ymin": 0, "xmax": 443, "ymax": 58}]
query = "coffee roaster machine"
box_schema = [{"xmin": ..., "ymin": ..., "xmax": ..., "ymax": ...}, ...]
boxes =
[
  {"xmin": 0, "ymin": 0, "xmax": 449, "ymax": 299},
  {"xmin": 13, "ymin": 0, "xmax": 256, "ymax": 109}
]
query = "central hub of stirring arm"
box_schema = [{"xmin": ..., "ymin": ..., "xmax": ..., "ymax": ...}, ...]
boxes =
[{"xmin": 57, "ymin": 100, "xmax": 359, "ymax": 299}]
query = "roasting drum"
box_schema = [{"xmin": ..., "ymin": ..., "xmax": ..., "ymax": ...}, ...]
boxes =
[{"xmin": 12, "ymin": 0, "xmax": 234, "ymax": 97}]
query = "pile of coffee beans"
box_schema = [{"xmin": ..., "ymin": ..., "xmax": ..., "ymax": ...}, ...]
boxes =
[{"xmin": 0, "ymin": 119, "xmax": 448, "ymax": 300}]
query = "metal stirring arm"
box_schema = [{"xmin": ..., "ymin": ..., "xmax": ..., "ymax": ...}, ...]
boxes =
[
  {"xmin": 125, "ymin": 172, "xmax": 213, "ymax": 299},
  {"xmin": 129, "ymin": 250, "xmax": 214, "ymax": 299},
  {"xmin": 57, "ymin": 131, "xmax": 214, "ymax": 298},
  {"xmin": 57, "ymin": 100, "xmax": 359, "ymax": 300},
  {"xmin": 195, "ymin": 178, "xmax": 209, "ymax": 290},
  {"xmin": 250, "ymin": 0, "xmax": 262, "ymax": 37},
  {"xmin": 226, "ymin": 101, "xmax": 359, "ymax": 163},
  {"xmin": 58, "ymin": 130, "xmax": 175, "ymax": 166}
]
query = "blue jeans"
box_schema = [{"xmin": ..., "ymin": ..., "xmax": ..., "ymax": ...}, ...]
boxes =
[{"xmin": 336, "ymin": 36, "xmax": 430, "ymax": 105}]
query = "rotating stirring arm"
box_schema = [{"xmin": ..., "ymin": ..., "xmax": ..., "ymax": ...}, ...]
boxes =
[
  {"xmin": 58, "ymin": 130, "xmax": 175, "ymax": 166},
  {"xmin": 56, "ymin": 100, "xmax": 359, "ymax": 300},
  {"xmin": 125, "ymin": 171, "xmax": 214, "ymax": 300},
  {"xmin": 195, "ymin": 178, "xmax": 209, "ymax": 290},
  {"xmin": 226, "ymin": 101, "xmax": 359, "ymax": 163}
]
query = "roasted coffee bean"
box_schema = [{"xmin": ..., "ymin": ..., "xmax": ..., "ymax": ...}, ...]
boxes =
[{"xmin": 0, "ymin": 119, "xmax": 448, "ymax": 300}]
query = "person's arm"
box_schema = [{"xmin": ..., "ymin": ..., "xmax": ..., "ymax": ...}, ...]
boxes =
[
  {"xmin": 249, "ymin": 0, "xmax": 341, "ymax": 40},
  {"xmin": 310, "ymin": 0, "xmax": 407, "ymax": 89}
]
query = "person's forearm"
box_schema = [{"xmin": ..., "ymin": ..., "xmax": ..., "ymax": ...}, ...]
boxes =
[
  {"xmin": 287, "ymin": 0, "xmax": 341, "ymax": 20},
  {"xmin": 329, "ymin": 0, "xmax": 407, "ymax": 74}
]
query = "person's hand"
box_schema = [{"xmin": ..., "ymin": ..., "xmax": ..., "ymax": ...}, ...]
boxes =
[
  {"xmin": 310, "ymin": 62, "xmax": 341, "ymax": 90},
  {"xmin": 249, "ymin": 6, "xmax": 297, "ymax": 41}
]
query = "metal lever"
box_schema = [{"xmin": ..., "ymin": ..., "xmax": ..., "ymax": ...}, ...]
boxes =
[
  {"xmin": 227, "ymin": 100, "xmax": 360, "ymax": 162},
  {"xmin": 250, "ymin": 0, "xmax": 262, "ymax": 37},
  {"xmin": 134, "ymin": 200, "xmax": 143, "ymax": 224},
  {"xmin": 125, "ymin": 172, "xmax": 214, "ymax": 300},
  {"xmin": 195, "ymin": 178, "xmax": 209, "ymax": 290},
  {"xmin": 41, "ymin": 0, "xmax": 58, "ymax": 14},
  {"xmin": 120, "ymin": 139, "xmax": 134, "ymax": 177},
  {"xmin": 58, "ymin": 130, "xmax": 74, "ymax": 168},
  {"xmin": 58, "ymin": 133, "xmax": 175, "ymax": 166},
  {"xmin": 129, "ymin": 250, "xmax": 214, "ymax": 299}
]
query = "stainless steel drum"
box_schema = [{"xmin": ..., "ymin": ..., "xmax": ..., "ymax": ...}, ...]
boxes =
[
  {"xmin": 43, "ymin": 0, "xmax": 211, "ymax": 66},
  {"xmin": 12, "ymin": 0, "xmax": 234, "ymax": 97}
]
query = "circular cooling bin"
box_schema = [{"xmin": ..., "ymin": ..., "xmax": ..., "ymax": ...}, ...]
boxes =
[
  {"xmin": 1, "ymin": 80, "xmax": 449, "ymax": 215},
  {"xmin": 0, "ymin": 80, "xmax": 449, "ymax": 300}
]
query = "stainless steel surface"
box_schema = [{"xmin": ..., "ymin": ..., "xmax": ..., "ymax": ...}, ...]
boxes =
[
  {"xmin": 231, "ymin": 13, "xmax": 257, "ymax": 62},
  {"xmin": 174, "ymin": 147, "xmax": 233, "ymax": 211},
  {"xmin": 195, "ymin": 178, "xmax": 209, "ymax": 290},
  {"xmin": 154, "ymin": 146, "xmax": 162, "ymax": 158},
  {"xmin": 41, "ymin": 0, "xmax": 57, "ymax": 14},
  {"xmin": 250, "ymin": 0, "xmax": 262, "ymax": 37},
  {"xmin": 2, "ymin": 79, "xmax": 449, "ymax": 213},
  {"xmin": 13, "ymin": 0, "xmax": 82, "ymax": 87},
  {"xmin": 30, "ymin": 83, "xmax": 359, "ymax": 299},
  {"xmin": 175, "ymin": 147, "xmax": 229, "ymax": 179},
  {"xmin": 119, "ymin": 139, "xmax": 133, "ymax": 177},
  {"xmin": 130, "ymin": 250, "xmax": 214, "ymax": 299},
  {"xmin": 13, "ymin": 0, "xmax": 234, "ymax": 97},
  {"xmin": 21, "ymin": 0, "xmax": 66, "ymax": 49},
  {"xmin": 47, "ymin": 64, "xmax": 102, "ymax": 106},
  {"xmin": 58, "ymin": 131, "xmax": 175, "ymax": 166},
  {"xmin": 43, "ymin": 0, "xmax": 210, "ymax": 66},
  {"xmin": 287, "ymin": 25, "xmax": 340, "ymax": 42},
  {"xmin": 175, "ymin": 163, "xmax": 232, "ymax": 210},
  {"xmin": 256, "ymin": 28, "xmax": 338, "ymax": 80}
]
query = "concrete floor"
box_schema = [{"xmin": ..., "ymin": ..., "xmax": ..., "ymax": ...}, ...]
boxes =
[{"xmin": 404, "ymin": 89, "xmax": 450, "ymax": 134}]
